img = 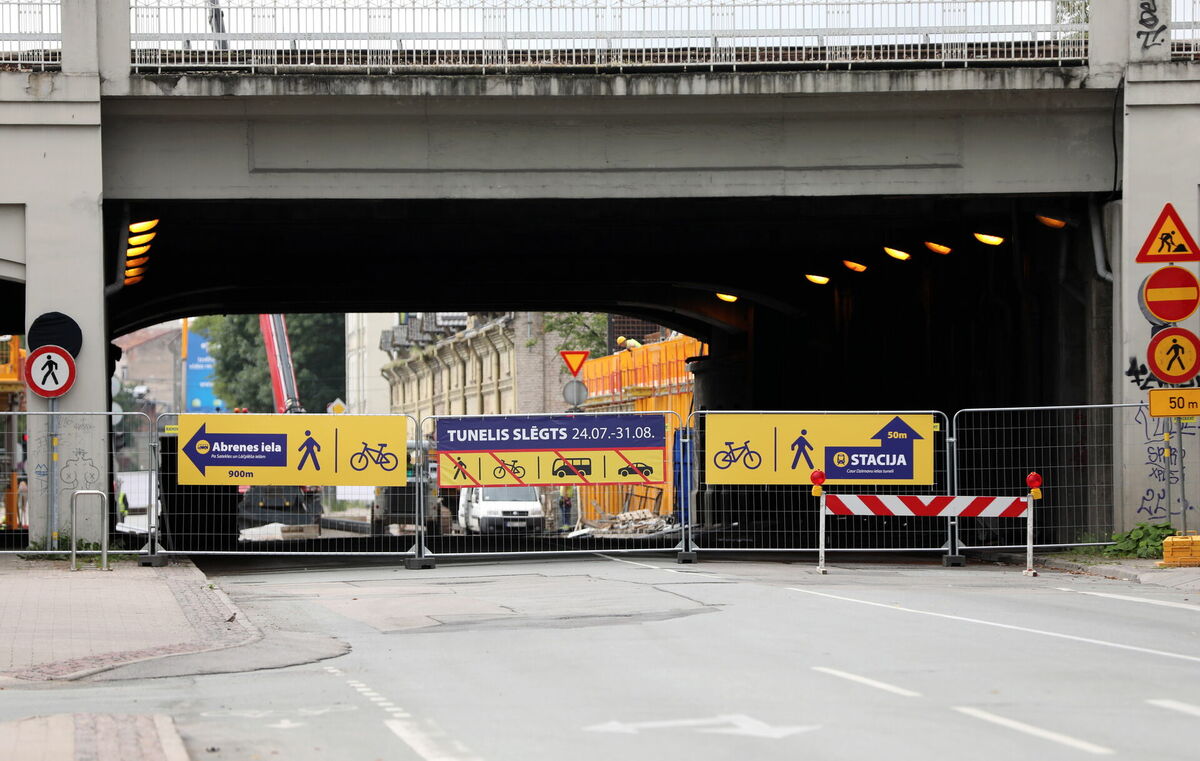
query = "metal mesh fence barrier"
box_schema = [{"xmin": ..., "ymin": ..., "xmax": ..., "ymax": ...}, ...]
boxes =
[
  {"xmin": 423, "ymin": 411, "xmax": 688, "ymax": 558},
  {"xmin": 1173, "ymin": 0, "xmax": 1200, "ymax": 60},
  {"xmin": 156, "ymin": 412, "xmax": 418, "ymax": 555},
  {"xmin": 952, "ymin": 404, "xmax": 1134, "ymax": 549},
  {"xmin": 0, "ymin": 0, "xmax": 61, "ymax": 70},
  {"xmin": 691, "ymin": 410, "xmax": 950, "ymax": 551},
  {"xmin": 128, "ymin": 0, "xmax": 1089, "ymax": 74},
  {"xmin": 0, "ymin": 411, "xmax": 154, "ymax": 556}
]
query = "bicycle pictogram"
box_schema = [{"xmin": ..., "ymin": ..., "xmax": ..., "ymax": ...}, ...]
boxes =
[
  {"xmin": 350, "ymin": 442, "xmax": 400, "ymax": 472},
  {"xmin": 493, "ymin": 459, "xmax": 527, "ymax": 479},
  {"xmin": 713, "ymin": 440, "xmax": 762, "ymax": 470}
]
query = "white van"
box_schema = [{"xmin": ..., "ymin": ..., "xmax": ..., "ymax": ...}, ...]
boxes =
[{"xmin": 458, "ymin": 486, "xmax": 545, "ymax": 534}]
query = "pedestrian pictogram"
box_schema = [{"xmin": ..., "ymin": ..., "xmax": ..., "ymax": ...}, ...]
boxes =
[
  {"xmin": 1147, "ymin": 327, "xmax": 1200, "ymax": 384},
  {"xmin": 1141, "ymin": 266, "xmax": 1200, "ymax": 324},
  {"xmin": 560, "ymin": 350, "xmax": 590, "ymax": 377},
  {"xmin": 25, "ymin": 345, "xmax": 76, "ymax": 398},
  {"xmin": 1136, "ymin": 203, "xmax": 1200, "ymax": 263}
]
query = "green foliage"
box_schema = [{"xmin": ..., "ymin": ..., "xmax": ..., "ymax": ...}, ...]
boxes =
[
  {"xmin": 543, "ymin": 312, "xmax": 609, "ymax": 356},
  {"xmin": 193, "ymin": 314, "xmax": 346, "ymax": 412},
  {"xmin": 1103, "ymin": 522, "xmax": 1176, "ymax": 559}
]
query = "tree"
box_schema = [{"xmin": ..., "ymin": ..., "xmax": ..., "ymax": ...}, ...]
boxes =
[
  {"xmin": 193, "ymin": 314, "xmax": 346, "ymax": 412},
  {"xmin": 542, "ymin": 312, "xmax": 609, "ymax": 356}
]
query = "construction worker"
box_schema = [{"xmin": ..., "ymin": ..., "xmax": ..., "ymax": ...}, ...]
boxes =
[{"xmin": 616, "ymin": 335, "xmax": 643, "ymax": 350}]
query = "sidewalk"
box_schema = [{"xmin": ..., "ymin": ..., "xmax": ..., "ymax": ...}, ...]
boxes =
[
  {"xmin": 0, "ymin": 554, "xmax": 259, "ymax": 761},
  {"xmin": 1026, "ymin": 553, "xmax": 1200, "ymax": 592}
]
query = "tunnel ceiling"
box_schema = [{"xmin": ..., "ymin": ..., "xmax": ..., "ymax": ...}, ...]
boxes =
[{"xmin": 105, "ymin": 195, "xmax": 1088, "ymax": 340}]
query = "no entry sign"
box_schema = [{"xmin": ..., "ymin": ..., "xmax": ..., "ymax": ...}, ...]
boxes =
[
  {"xmin": 1141, "ymin": 266, "xmax": 1200, "ymax": 324},
  {"xmin": 26, "ymin": 344, "xmax": 76, "ymax": 398}
]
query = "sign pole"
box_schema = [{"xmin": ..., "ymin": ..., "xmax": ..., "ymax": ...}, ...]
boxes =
[
  {"xmin": 48, "ymin": 397, "xmax": 57, "ymax": 549},
  {"xmin": 1178, "ymin": 416, "xmax": 1188, "ymax": 534},
  {"xmin": 817, "ymin": 493, "xmax": 827, "ymax": 575},
  {"xmin": 1165, "ymin": 422, "xmax": 1174, "ymax": 529},
  {"xmin": 1022, "ymin": 496, "xmax": 1037, "ymax": 577}
]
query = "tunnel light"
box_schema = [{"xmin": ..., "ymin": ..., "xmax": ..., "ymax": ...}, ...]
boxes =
[
  {"xmin": 124, "ymin": 267, "xmax": 147, "ymax": 278},
  {"xmin": 884, "ymin": 247, "xmax": 911, "ymax": 261},
  {"xmin": 127, "ymin": 232, "xmax": 157, "ymax": 247},
  {"xmin": 125, "ymin": 256, "xmax": 149, "ymax": 268},
  {"xmin": 123, "ymin": 276, "xmax": 144, "ymax": 285},
  {"xmin": 1035, "ymin": 214, "xmax": 1069, "ymax": 229},
  {"xmin": 125, "ymin": 245, "xmax": 151, "ymax": 258},
  {"xmin": 805, "ymin": 274, "xmax": 830, "ymax": 285},
  {"xmin": 716, "ymin": 293, "xmax": 738, "ymax": 303},
  {"xmin": 842, "ymin": 260, "xmax": 867, "ymax": 272},
  {"xmin": 128, "ymin": 219, "xmax": 159, "ymax": 234},
  {"xmin": 974, "ymin": 233, "xmax": 1005, "ymax": 246},
  {"xmin": 924, "ymin": 241, "xmax": 952, "ymax": 255}
]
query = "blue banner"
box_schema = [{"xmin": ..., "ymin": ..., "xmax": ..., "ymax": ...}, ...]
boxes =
[
  {"xmin": 436, "ymin": 414, "xmax": 666, "ymax": 452},
  {"xmin": 186, "ymin": 331, "xmax": 223, "ymax": 413}
]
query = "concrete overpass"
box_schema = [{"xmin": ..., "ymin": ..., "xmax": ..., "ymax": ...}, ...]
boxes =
[{"xmin": 2, "ymin": 0, "xmax": 1199, "ymax": 540}]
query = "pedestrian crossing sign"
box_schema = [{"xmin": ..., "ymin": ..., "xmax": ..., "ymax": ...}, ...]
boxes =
[{"xmin": 1136, "ymin": 203, "xmax": 1200, "ymax": 263}]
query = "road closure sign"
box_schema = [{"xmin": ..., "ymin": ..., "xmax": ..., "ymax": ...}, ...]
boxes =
[
  {"xmin": 177, "ymin": 414, "xmax": 407, "ymax": 486},
  {"xmin": 705, "ymin": 413, "xmax": 935, "ymax": 486},
  {"xmin": 436, "ymin": 414, "xmax": 666, "ymax": 487}
]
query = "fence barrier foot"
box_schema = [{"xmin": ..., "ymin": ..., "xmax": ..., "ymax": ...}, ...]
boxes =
[
  {"xmin": 817, "ymin": 567, "xmax": 828, "ymax": 575},
  {"xmin": 942, "ymin": 555, "xmax": 966, "ymax": 567},
  {"xmin": 1022, "ymin": 569, "xmax": 1039, "ymax": 577},
  {"xmin": 139, "ymin": 555, "xmax": 169, "ymax": 567},
  {"xmin": 676, "ymin": 551, "xmax": 697, "ymax": 564},
  {"xmin": 405, "ymin": 557, "xmax": 436, "ymax": 570}
]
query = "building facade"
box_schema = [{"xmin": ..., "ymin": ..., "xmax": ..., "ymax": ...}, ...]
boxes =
[
  {"xmin": 382, "ymin": 312, "xmax": 568, "ymax": 421},
  {"xmin": 345, "ymin": 312, "xmax": 397, "ymax": 414}
]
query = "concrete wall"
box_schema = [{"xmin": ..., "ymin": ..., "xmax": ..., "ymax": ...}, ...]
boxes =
[{"xmin": 100, "ymin": 83, "xmax": 1116, "ymax": 201}]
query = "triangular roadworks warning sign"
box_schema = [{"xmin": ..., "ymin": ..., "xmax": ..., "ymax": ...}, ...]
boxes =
[
  {"xmin": 560, "ymin": 350, "xmax": 590, "ymax": 377},
  {"xmin": 1136, "ymin": 203, "xmax": 1200, "ymax": 263}
]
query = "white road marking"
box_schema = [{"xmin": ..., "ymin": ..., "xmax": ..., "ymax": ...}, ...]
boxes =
[
  {"xmin": 952, "ymin": 707, "xmax": 1114, "ymax": 755},
  {"xmin": 1147, "ymin": 698, "xmax": 1200, "ymax": 717},
  {"xmin": 1056, "ymin": 587, "xmax": 1200, "ymax": 612},
  {"xmin": 596, "ymin": 554, "xmax": 723, "ymax": 578},
  {"xmin": 586, "ymin": 714, "xmax": 819, "ymax": 738},
  {"xmin": 789, "ymin": 587, "xmax": 1200, "ymax": 664},
  {"xmin": 266, "ymin": 719, "xmax": 306, "ymax": 730},
  {"xmin": 386, "ymin": 719, "xmax": 485, "ymax": 761},
  {"xmin": 811, "ymin": 667, "xmax": 922, "ymax": 697}
]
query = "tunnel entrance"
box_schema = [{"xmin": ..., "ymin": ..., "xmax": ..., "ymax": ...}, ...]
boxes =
[{"xmin": 106, "ymin": 194, "xmax": 1112, "ymax": 413}]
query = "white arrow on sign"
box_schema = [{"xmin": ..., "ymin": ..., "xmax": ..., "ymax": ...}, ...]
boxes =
[{"xmin": 585, "ymin": 714, "xmax": 819, "ymax": 739}]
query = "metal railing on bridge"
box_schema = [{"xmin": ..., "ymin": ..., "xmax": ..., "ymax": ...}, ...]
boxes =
[
  {"xmin": 0, "ymin": 0, "xmax": 61, "ymax": 70},
  {"xmin": 129, "ymin": 0, "xmax": 1090, "ymax": 74}
]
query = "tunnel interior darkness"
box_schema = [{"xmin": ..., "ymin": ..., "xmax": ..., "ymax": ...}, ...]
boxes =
[{"xmin": 105, "ymin": 195, "xmax": 1112, "ymax": 413}]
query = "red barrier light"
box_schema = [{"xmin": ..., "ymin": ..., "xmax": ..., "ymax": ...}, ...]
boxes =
[
  {"xmin": 1026, "ymin": 472, "xmax": 1042, "ymax": 489},
  {"xmin": 810, "ymin": 470, "xmax": 826, "ymax": 485}
]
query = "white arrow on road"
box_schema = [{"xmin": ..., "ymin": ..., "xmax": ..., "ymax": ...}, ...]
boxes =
[
  {"xmin": 585, "ymin": 714, "xmax": 819, "ymax": 738},
  {"xmin": 266, "ymin": 719, "xmax": 306, "ymax": 730}
]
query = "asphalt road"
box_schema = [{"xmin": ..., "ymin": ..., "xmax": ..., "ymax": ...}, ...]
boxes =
[{"xmin": 3, "ymin": 555, "xmax": 1200, "ymax": 760}]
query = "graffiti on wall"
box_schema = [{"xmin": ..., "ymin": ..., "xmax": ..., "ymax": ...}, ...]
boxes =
[{"xmin": 1133, "ymin": 406, "xmax": 1196, "ymax": 519}]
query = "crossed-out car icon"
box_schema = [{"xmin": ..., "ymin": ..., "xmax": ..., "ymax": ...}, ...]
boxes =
[{"xmin": 618, "ymin": 462, "xmax": 654, "ymax": 477}]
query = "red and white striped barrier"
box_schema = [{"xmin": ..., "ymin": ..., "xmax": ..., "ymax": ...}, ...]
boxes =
[
  {"xmin": 817, "ymin": 493, "xmax": 1034, "ymax": 575},
  {"xmin": 824, "ymin": 495, "xmax": 1028, "ymax": 519}
]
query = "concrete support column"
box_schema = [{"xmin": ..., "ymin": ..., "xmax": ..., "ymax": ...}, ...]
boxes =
[{"xmin": 1116, "ymin": 60, "xmax": 1200, "ymax": 530}]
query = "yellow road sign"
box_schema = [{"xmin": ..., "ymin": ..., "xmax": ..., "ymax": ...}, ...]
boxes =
[
  {"xmin": 177, "ymin": 414, "xmax": 407, "ymax": 486},
  {"xmin": 1149, "ymin": 388, "xmax": 1200, "ymax": 417},
  {"xmin": 705, "ymin": 413, "xmax": 935, "ymax": 486}
]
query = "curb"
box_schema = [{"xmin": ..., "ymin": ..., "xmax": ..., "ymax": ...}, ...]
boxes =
[{"xmin": 982, "ymin": 551, "xmax": 1147, "ymax": 584}]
